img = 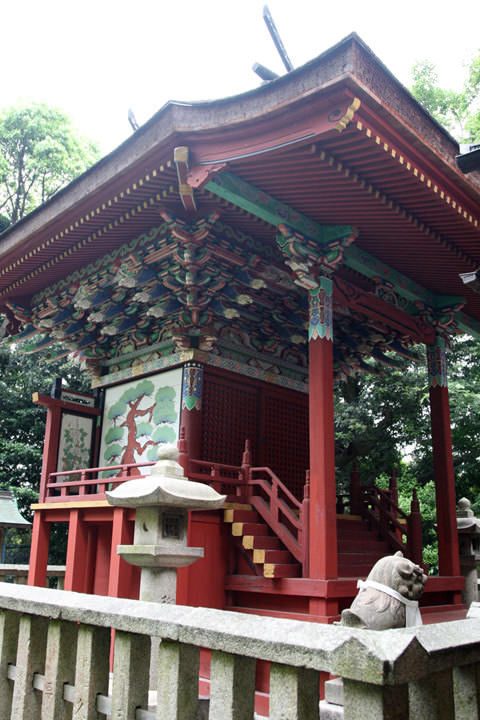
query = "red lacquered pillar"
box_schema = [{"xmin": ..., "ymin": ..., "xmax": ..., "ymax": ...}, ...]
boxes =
[
  {"xmin": 427, "ymin": 336, "xmax": 460, "ymax": 576},
  {"xmin": 180, "ymin": 363, "xmax": 204, "ymax": 468},
  {"xmin": 28, "ymin": 512, "xmax": 50, "ymax": 587},
  {"xmin": 64, "ymin": 509, "xmax": 89, "ymax": 591},
  {"xmin": 307, "ymin": 278, "xmax": 338, "ymax": 615},
  {"xmin": 108, "ymin": 507, "xmax": 136, "ymax": 599}
]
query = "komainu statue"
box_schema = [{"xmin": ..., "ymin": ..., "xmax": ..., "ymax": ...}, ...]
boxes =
[{"xmin": 340, "ymin": 551, "xmax": 427, "ymax": 630}]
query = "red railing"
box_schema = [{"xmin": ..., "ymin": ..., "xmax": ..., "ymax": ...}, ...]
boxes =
[
  {"xmin": 45, "ymin": 461, "xmax": 156, "ymax": 501},
  {"xmin": 350, "ymin": 466, "xmax": 424, "ymax": 567}
]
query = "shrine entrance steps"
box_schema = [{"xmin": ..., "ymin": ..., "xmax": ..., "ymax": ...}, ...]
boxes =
[
  {"xmin": 337, "ymin": 515, "xmax": 390, "ymax": 577},
  {"xmin": 224, "ymin": 504, "xmax": 301, "ymax": 578},
  {"xmin": 224, "ymin": 508, "xmax": 392, "ymax": 580},
  {"xmin": 222, "ymin": 504, "xmax": 466, "ymax": 623}
]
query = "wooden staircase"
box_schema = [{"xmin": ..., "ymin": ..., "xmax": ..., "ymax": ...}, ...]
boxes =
[
  {"xmin": 224, "ymin": 507, "xmax": 392, "ymax": 580},
  {"xmin": 337, "ymin": 516, "xmax": 390, "ymax": 577},
  {"xmin": 224, "ymin": 505, "xmax": 301, "ymax": 578}
]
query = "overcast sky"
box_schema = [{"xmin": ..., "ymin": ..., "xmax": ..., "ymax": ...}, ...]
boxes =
[{"xmin": 2, "ymin": 0, "xmax": 479, "ymax": 154}]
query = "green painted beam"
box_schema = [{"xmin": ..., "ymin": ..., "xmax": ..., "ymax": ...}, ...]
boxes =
[
  {"xmin": 345, "ymin": 245, "xmax": 464, "ymax": 310},
  {"xmin": 206, "ymin": 171, "xmax": 353, "ymax": 245},
  {"xmin": 456, "ymin": 311, "xmax": 480, "ymax": 340},
  {"xmin": 206, "ymin": 170, "xmax": 467, "ymax": 318}
]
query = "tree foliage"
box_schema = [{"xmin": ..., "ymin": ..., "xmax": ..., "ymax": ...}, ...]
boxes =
[
  {"xmin": 335, "ymin": 335, "xmax": 480, "ymax": 573},
  {"xmin": 0, "ymin": 341, "xmax": 90, "ymax": 561},
  {"xmin": 0, "ymin": 103, "xmax": 99, "ymax": 227},
  {"xmin": 411, "ymin": 53, "xmax": 480, "ymax": 141}
]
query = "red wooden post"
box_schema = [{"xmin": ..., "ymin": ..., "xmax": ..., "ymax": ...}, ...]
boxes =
[
  {"xmin": 307, "ymin": 279, "xmax": 338, "ymax": 582},
  {"xmin": 35, "ymin": 398, "xmax": 62, "ymax": 502},
  {"xmin": 407, "ymin": 489, "xmax": 423, "ymax": 566},
  {"xmin": 64, "ymin": 509, "xmax": 89, "ymax": 592},
  {"xmin": 210, "ymin": 465, "xmax": 222, "ymax": 494},
  {"xmin": 108, "ymin": 507, "xmax": 135, "ymax": 599},
  {"xmin": 241, "ymin": 439, "xmax": 252, "ymax": 499},
  {"xmin": 300, "ymin": 471, "xmax": 310, "ymax": 577},
  {"xmin": 389, "ymin": 469, "xmax": 402, "ymax": 542},
  {"xmin": 350, "ymin": 462, "xmax": 362, "ymax": 515},
  {"xmin": 180, "ymin": 363, "xmax": 204, "ymax": 471},
  {"xmin": 177, "ymin": 426, "xmax": 189, "ymax": 475},
  {"xmin": 27, "ymin": 512, "xmax": 50, "ymax": 587},
  {"xmin": 389, "ymin": 469, "xmax": 399, "ymax": 513},
  {"xmin": 427, "ymin": 337, "xmax": 460, "ymax": 576}
]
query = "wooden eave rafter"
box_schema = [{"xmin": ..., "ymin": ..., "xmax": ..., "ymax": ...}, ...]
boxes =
[
  {"xmin": 204, "ymin": 171, "xmax": 465, "ymax": 314},
  {"xmin": 0, "ymin": 158, "xmax": 180, "ymax": 301},
  {"xmin": 1, "ymin": 32, "xmax": 479, "ymax": 345}
]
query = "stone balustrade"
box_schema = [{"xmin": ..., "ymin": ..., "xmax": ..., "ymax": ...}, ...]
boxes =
[
  {"xmin": 0, "ymin": 582, "xmax": 480, "ymax": 719},
  {"xmin": 0, "ymin": 564, "xmax": 65, "ymax": 589}
]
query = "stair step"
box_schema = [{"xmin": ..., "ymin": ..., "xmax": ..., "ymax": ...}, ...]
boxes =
[
  {"xmin": 232, "ymin": 522, "xmax": 270, "ymax": 537},
  {"xmin": 253, "ymin": 549, "xmax": 292, "ymax": 565},
  {"xmin": 243, "ymin": 535, "xmax": 282, "ymax": 551},
  {"xmin": 420, "ymin": 605, "xmax": 467, "ymax": 624},
  {"xmin": 338, "ymin": 552, "xmax": 385, "ymax": 564},
  {"xmin": 338, "ymin": 564, "xmax": 374, "ymax": 577},
  {"xmin": 264, "ymin": 563, "xmax": 301, "ymax": 579},
  {"xmin": 339, "ymin": 539, "xmax": 389, "ymax": 552},
  {"xmin": 338, "ymin": 525, "xmax": 379, "ymax": 537},
  {"xmin": 337, "ymin": 518, "xmax": 364, "ymax": 527},
  {"xmin": 224, "ymin": 509, "xmax": 259, "ymax": 523}
]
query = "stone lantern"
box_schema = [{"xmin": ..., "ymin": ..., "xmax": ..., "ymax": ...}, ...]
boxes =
[
  {"xmin": 457, "ymin": 497, "xmax": 480, "ymax": 608},
  {"xmin": 106, "ymin": 444, "xmax": 226, "ymax": 604}
]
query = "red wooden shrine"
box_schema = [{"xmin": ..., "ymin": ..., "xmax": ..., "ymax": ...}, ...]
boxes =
[{"xmin": 1, "ymin": 34, "xmax": 479, "ymax": 627}]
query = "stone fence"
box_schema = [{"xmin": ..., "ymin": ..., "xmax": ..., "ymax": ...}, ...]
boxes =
[
  {"xmin": 1, "ymin": 582, "xmax": 480, "ymax": 719},
  {"xmin": 0, "ymin": 564, "xmax": 65, "ymax": 588}
]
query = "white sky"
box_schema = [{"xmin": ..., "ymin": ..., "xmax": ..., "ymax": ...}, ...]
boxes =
[{"xmin": 1, "ymin": 0, "xmax": 479, "ymax": 154}]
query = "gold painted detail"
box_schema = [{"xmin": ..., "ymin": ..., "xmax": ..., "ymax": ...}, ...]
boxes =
[
  {"xmin": 224, "ymin": 509, "xmax": 235, "ymax": 523},
  {"xmin": 335, "ymin": 97, "xmax": 361, "ymax": 133},
  {"xmin": 253, "ymin": 549, "xmax": 266, "ymax": 564},
  {"xmin": 31, "ymin": 501, "xmax": 111, "ymax": 510},
  {"xmin": 224, "ymin": 503, "xmax": 252, "ymax": 511},
  {"xmin": 0, "ymin": 160, "xmax": 175, "ymax": 293},
  {"xmin": 232, "ymin": 522, "xmax": 244, "ymax": 536},
  {"xmin": 318, "ymin": 146, "xmax": 476, "ymax": 266},
  {"xmin": 242, "ymin": 535, "xmax": 254, "ymax": 550},
  {"xmin": 263, "ymin": 563, "xmax": 275, "ymax": 578},
  {"xmin": 356, "ymin": 122, "xmax": 480, "ymax": 229}
]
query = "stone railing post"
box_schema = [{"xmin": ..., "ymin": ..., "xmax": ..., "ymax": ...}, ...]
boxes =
[
  {"xmin": 41, "ymin": 619, "xmax": 77, "ymax": 720},
  {"xmin": 2, "ymin": 584, "xmax": 480, "ymax": 719},
  {"xmin": 110, "ymin": 631, "xmax": 150, "ymax": 720},
  {"xmin": 0, "ymin": 609, "xmax": 20, "ymax": 717},
  {"xmin": 209, "ymin": 651, "xmax": 256, "ymax": 720}
]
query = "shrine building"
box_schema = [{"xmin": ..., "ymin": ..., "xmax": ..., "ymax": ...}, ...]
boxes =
[{"xmin": 1, "ymin": 33, "xmax": 479, "ymax": 624}]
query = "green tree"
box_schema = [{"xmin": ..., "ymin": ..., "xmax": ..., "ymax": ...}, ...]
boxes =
[
  {"xmin": 411, "ymin": 53, "xmax": 480, "ymax": 141},
  {"xmin": 335, "ymin": 335, "xmax": 480, "ymax": 573},
  {"xmin": 0, "ymin": 103, "xmax": 99, "ymax": 227}
]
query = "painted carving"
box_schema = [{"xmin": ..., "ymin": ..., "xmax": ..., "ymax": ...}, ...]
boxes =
[
  {"xmin": 340, "ymin": 551, "xmax": 427, "ymax": 629},
  {"xmin": 309, "ymin": 277, "xmax": 333, "ymax": 342},
  {"xmin": 57, "ymin": 414, "xmax": 94, "ymax": 480},
  {"xmin": 182, "ymin": 364, "xmax": 203, "ymax": 411},
  {"xmin": 427, "ymin": 336, "xmax": 448, "ymax": 388},
  {"xmin": 99, "ymin": 369, "xmax": 182, "ymax": 474}
]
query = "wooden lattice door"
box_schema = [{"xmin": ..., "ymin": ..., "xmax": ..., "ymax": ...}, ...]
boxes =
[{"xmin": 201, "ymin": 371, "xmax": 260, "ymax": 466}]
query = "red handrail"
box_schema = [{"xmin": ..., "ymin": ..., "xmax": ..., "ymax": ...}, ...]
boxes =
[
  {"xmin": 359, "ymin": 483, "xmax": 423, "ymax": 565},
  {"xmin": 46, "ymin": 461, "xmax": 156, "ymax": 499}
]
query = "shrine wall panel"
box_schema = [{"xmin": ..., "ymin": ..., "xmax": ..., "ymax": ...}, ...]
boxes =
[
  {"xmin": 201, "ymin": 367, "xmax": 308, "ymax": 498},
  {"xmin": 98, "ymin": 368, "xmax": 182, "ymax": 474}
]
